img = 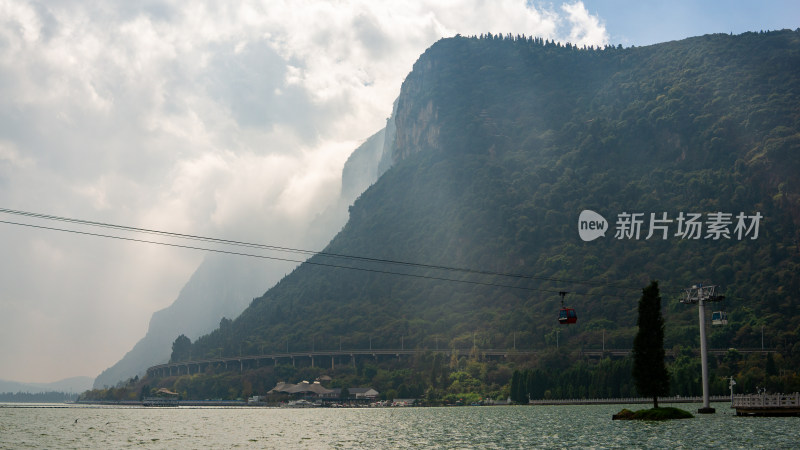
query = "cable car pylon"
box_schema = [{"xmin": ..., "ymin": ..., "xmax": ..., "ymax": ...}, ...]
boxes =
[{"xmin": 681, "ymin": 283, "xmax": 725, "ymax": 414}]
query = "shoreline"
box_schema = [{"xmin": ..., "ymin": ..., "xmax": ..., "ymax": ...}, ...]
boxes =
[{"xmin": 3, "ymin": 398, "xmax": 733, "ymax": 409}]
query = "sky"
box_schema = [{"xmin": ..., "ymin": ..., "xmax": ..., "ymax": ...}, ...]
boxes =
[{"xmin": 0, "ymin": 1, "xmax": 797, "ymax": 384}]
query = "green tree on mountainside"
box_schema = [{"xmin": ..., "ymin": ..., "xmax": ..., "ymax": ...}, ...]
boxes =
[
  {"xmin": 632, "ymin": 281, "xmax": 670, "ymax": 408},
  {"xmin": 170, "ymin": 334, "xmax": 192, "ymax": 363}
]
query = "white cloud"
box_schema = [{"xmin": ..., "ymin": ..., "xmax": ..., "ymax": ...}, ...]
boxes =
[
  {"xmin": 0, "ymin": 139, "xmax": 33, "ymax": 168},
  {"xmin": 0, "ymin": 0, "xmax": 608, "ymax": 382},
  {"xmin": 562, "ymin": 1, "xmax": 609, "ymax": 47}
]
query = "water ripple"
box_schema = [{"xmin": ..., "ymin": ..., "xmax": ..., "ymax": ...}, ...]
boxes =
[{"xmin": 1, "ymin": 402, "xmax": 798, "ymax": 448}]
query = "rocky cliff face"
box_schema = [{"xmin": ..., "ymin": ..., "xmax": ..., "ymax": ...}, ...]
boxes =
[
  {"xmin": 377, "ymin": 99, "xmax": 399, "ymax": 177},
  {"xmin": 390, "ymin": 58, "xmax": 442, "ymax": 164},
  {"xmin": 341, "ymin": 129, "xmax": 387, "ymax": 202}
]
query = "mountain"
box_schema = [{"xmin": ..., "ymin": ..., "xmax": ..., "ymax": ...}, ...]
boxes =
[
  {"xmin": 1, "ymin": 376, "xmax": 93, "ymax": 394},
  {"xmin": 187, "ymin": 30, "xmax": 800, "ymax": 362},
  {"xmin": 103, "ymin": 31, "xmax": 800, "ymax": 401},
  {"xmin": 93, "ymin": 130, "xmax": 391, "ymax": 389}
]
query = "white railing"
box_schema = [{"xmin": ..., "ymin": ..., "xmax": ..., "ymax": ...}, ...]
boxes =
[
  {"xmin": 732, "ymin": 393, "xmax": 800, "ymax": 408},
  {"xmin": 529, "ymin": 396, "xmax": 727, "ymax": 405}
]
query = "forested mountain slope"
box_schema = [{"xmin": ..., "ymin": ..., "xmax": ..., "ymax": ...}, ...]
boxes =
[{"xmin": 189, "ymin": 31, "xmax": 800, "ymax": 367}]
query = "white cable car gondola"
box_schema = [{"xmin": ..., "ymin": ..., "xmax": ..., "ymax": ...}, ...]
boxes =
[{"xmin": 711, "ymin": 310, "xmax": 728, "ymax": 326}]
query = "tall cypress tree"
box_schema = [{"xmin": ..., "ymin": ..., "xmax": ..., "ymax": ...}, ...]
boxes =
[
  {"xmin": 632, "ymin": 280, "xmax": 670, "ymax": 408},
  {"xmin": 516, "ymin": 370, "xmax": 528, "ymax": 403},
  {"xmin": 510, "ymin": 370, "xmax": 521, "ymax": 403}
]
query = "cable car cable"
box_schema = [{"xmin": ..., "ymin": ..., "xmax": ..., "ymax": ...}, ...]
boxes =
[
  {"xmin": 0, "ymin": 218, "xmax": 610, "ymax": 296},
  {"xmin": 0, "ymin": 207, "xmax": 643, "ymax": 294}
]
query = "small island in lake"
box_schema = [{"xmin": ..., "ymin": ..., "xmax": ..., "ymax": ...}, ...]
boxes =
[{"xmin": 613, "ymin": 407, "xmax": 694, "ymax": 421}]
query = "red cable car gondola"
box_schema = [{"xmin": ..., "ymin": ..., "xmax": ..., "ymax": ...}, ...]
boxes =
[
  {"xmin": 558, "ymin": 307, "xmax": 577, "ymax": 324},
  {"xmin": 558, "ymin": 291, "xmax": 577, "ymax": 325}
]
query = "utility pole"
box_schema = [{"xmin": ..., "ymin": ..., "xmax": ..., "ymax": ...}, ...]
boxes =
[{"xmin": 682, "ymin": 284, "xmax": 725, "ymax": 414}]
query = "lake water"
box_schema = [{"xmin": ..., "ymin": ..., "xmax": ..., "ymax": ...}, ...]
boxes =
[{"xmin": 1, "ymin": 402, "xmax": 797, "ymax": 448}]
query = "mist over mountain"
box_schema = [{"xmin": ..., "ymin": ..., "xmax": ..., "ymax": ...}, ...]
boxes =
[
  {"xmin": 1, "ymin": 376, "xmax": 93, "ymax": 394},
  {"xmin": 183, "ymin": 30, "xmax": 799, "ymax": 366},
  {"xmin": 93, "ymin": 129, "xmax": 392, "ymax": 389},
  {"xmin": 93, "ymin": 255, "xmax": 275, "ymax": 388}
]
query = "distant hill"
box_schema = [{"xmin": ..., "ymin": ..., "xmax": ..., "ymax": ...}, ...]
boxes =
[
  {"xmin": 0, "ymin": 376, "xmax": 93, "ymax": 394},
  {"xmin": 187, "ymin": 31, "xmax": 800, "ymax": 367}
]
